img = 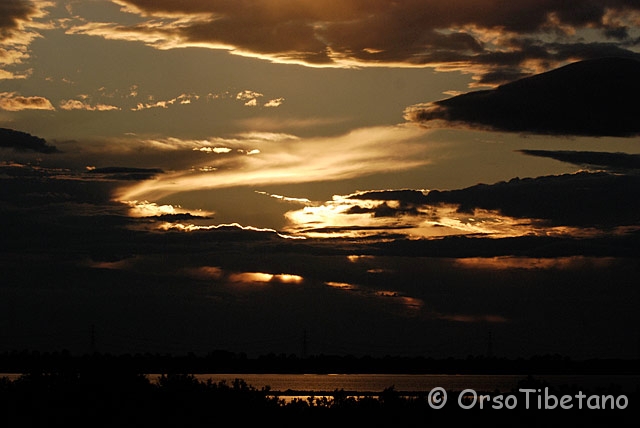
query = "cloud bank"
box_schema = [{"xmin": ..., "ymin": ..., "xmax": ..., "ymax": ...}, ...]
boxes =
[
  {"xmin": 2, "ymin": 156, "xmax": 638, "ymax": 358},
  {"xmin": 1, "ymin": 128, "xmax": 638, "ymax": 359},
  {"xmin": 62, "ymin": 0, "xmax": 640, "ymax": 84}
]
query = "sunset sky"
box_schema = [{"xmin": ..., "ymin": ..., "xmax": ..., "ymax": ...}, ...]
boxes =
[{"xmin": 1, "ymin": 0, "xmax": 639, "ymax": 360}]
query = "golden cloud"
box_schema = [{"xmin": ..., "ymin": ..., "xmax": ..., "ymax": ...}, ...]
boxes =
[
  {"xmin": 0, "ymin": 1, "xmax": 54, "ymax": 77},
  {"xmin": 60, "ymin": 99, "xmax": 121, "ymax": 111},
  {"xmin": 64, "ymin": 0, "xmax": 640, "ymax": 84},
  {"xmin": 116, "ymin": 124, "xmax": 432, "ymax": 201},
  {"xmin": 0, "ymin": 91, "xmax": 55, "ymax": 111}
]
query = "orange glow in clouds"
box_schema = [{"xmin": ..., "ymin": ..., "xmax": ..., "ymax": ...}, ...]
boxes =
[{"xmin": 228, "ymin": 272, "xmax": 304, "ymax": 284}]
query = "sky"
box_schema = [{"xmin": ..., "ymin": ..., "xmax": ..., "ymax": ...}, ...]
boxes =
[{"xmin": 1, "ymin": 0, "xmax": 640, "ymax": 360}]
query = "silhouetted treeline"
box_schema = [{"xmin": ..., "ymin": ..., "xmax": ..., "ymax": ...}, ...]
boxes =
[
  {"xmin": 0, "ymin": 370, "xmax": 636, "ymax": 427},
  {"xmin": 0, "ymin": 349, "xmax": 638, "ymax": 375}
]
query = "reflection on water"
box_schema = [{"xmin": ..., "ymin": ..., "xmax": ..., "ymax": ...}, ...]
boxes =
[{"xmin": 152, "ymin": 373, "xmax": 640, "ymax": 395}]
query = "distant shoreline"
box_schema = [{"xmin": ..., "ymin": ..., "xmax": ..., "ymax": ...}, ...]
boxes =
[{"xmin": 1, "ymin": 350, "xmax": 638, "ymax": 376}]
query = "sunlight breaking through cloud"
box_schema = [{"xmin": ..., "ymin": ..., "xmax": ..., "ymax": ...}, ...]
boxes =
[
  {"xmin": 123, "ymin": 200, "xmax": 213, "ymax": 218},
  {"xmin": 116, "ymin": 125, "xmax": 433, "ymax": 202},
  {"xmin": 282, "ymin": 190, "xmax": 633, "ymax": 240},
  {"xmin": 228, "ymin": 272, "xmax": 304, "ymax": 285},
  {"xmin": 156, "ymin": 222, "xmax": 305, "ymax": 240}
]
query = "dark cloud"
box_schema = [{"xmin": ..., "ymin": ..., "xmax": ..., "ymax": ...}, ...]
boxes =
[
  {"xmin": 346, "ymin": 202, "xmax": 421, "ymax": 218},
  {"xmin": 405, "ymin": 57, "xmax": 640, "ymax": 136},
  {"xmin": 347, "ymin": 189, "xmax": 429, "ymax": 204},
  {"xmin": 329, "ymin": 162, "xmax": 640, "ymax": 230},
  {"xmin": 424, "ymin": 171, "xmax": 640, "ymax": 227},
  {"xmin": 0, "ymin": 0, "xmax": 34, "ymax": 41},
  {"xmin": 2, "ymin": 196, "xmax": 639, "ymax": 358},
  {"xmin": 86, "ymin": 0, "xmax": 640, "ymax": 83},
  {"xmin": 0, "ymin": 128, "xmax": 60, "ymax": 153},
  {"xmin": 1, "ymin": 161, "xmax": 639, "ymax": 359},
  {"xmin": 1, "ymin": 129, "xmax": 638, "ymax": 360},
  {"xmin": 87, "ymin": 166, "xmax": 164, "ymax": 181},
  {"xmin": 519, "ymin": 150, "xmax": 640, "ymax": 173}
]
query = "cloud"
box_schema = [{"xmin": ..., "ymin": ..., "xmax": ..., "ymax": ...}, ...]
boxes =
[
  {"xmin": 405, "ymin": 57, "xmax": 640, "ymax": 137},
  {"xmin": 519, "ymin": 150, "xmax": 640, "ymax": 173},
  {"xmin": 264, "ymin": 97, "xmax": 285, "ymax": 108},
  {"xmin": 255, "ymin": 191, "xmax": 311, "ymax": 205},
  {"xmin": 423, "ymin": 171, "xmax": 640, "ymax": 228},
  {"xmin": 86, "ymin": 166, "xmax": 164, "ymax": 181},
  {"xmin": 131, "ymin": 93, "xmax": 199, "ymax": 111},
  {"xmin": 117, "ymin": 125, "xmax": 433, "ymax": 201},
  {"xmin": 236, "ymin": 90, "xmax": 263, "ymax": 102},
  {"xmin": 282, "ymin": 163, "xmax": 640, "ymax": 239},
  {"xmin": 1, "ymin": 143, "xmax": 639, "ymax": 358},
  {"xmin": 453, "ymin": 256, "xmax": 617, "ymax": 271},
  {"xmin": 0, "ymin": 0, "xmax": 53, "ymax": 77},
  {"xmin": 0, "ymin": 91, "xmax": 55, "ymax": 111},
  {"xmin": 59, "ymin": 99, "xmax": 121, "ymax": 111},
  {"xmin": 65, "ymin": 0, "xmax": 640, "ymax": 84},
  {"xmin": 234, "ymin": 91, "xmax": 286, "ymax": 108},
  {"xmin": 123, "ymin": 200, "xmax": 211, "ymax": 218},
  {"xmin": 195, "ymin": 147, "xmax": 232, "ymax": 154},
  {"xmin": 0, "ymin": 0, "xmax": 46, "ymax": 40},
  {"xmin": 0, "ymin": 127, "xmax": 59, "ymax": 153},
  {"xmin": 283, "ymin": 188, "xmax": 580, "ymax": 240}
]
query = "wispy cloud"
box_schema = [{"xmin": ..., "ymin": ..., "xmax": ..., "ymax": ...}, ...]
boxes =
[{"xmin": 117, "ymin": 124, "xmax": 432, "ymax": 201}]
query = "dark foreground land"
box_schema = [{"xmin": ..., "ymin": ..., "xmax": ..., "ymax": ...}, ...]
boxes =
[{"xmin": 0, "ymin": 351, "xmax": 638, "ymax": 427}]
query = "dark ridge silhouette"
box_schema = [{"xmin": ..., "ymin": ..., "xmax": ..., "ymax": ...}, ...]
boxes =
[
  {"xmin": 0, "ymin": 128, "xmax": 59, "ymax": 153},
  {"xmin": 406, "ymin": 57, "xmax": 640, "ymax": 136}
]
